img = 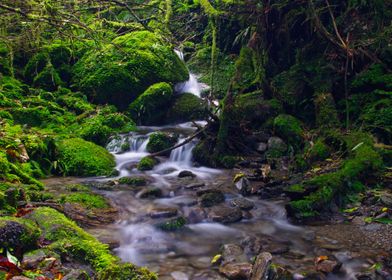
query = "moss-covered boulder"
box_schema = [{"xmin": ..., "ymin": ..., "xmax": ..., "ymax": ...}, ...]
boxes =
[
  {"xmin": 24, "ymin": 43, "xmax": 73, "ymax": 90},
  {"xmin": 166, "ymin": 93, "xmax": 207, "ymax": 123},
  {"xmin": 146, "ymin": 132, "xmax": 177, "ymax": 155},
  {"xmin": 137, "ymin": 156, "xmax": 158, "ymax": 171},
  {"xmin": 273, "ymin": 114, "xmax": 303, "ymax": 149},
  {"xmin": 129, "ymin": 82, "xmax": 173, "ymax": 125},
  {"xmin": 56, "ymin": 138, "xmax": 115, "ymax": 176},
  {"xmin": 0, "ymin": 217, "xmax": 41, "ymax": 253},
  {"xmin": 98, "ymin": 263, "xmax": 157, "ymax": 280},
  {"xmin": 73, "ymin": 31, "xmax": 188, "ymax": 110}
]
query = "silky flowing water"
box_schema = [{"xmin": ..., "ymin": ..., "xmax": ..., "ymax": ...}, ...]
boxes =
[{"xmin": 92, "ymin": 122, "xmax": 387, "ymax": 280}]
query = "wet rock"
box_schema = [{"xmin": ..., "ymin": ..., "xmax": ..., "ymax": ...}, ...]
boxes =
[
  {"xmin": 178, "ymin": 170, "xmax": 196, "ymax": 178},
  {"xmin": 267, "ymin": 137, "xmax": 287, "ymax": 155},
  {"xmin": 21, "ymin": 249, "xmax": 49, "ymax": 269},
  {"xmin": 235, "ymin": 177, "xmax": 252, "ymax": 196},
  {"xmin": 137, "ymin": 187, "xmax": 162, "ymax": 199},
  {"xmin": 197, "ymin": 189, "xmax": 225, "ymax": 207},
  {"xmin": 63, "ymin": 269, "xmax": 89, "ymax": 280},
  {"xmin": 263, "ymin": 243, "xmax": 290, "ymax": 255},
  {"xmin": 219, "ymin": 263, "xmax": 253, "ymax": 280},
  {"xmin": 155, "ymin": 216, "xmax": 187, "ymax": 231},
  {"xmin": 256, "ymin": 142, "xmax": 268, "ymax": 153},
  {"xmin": 241, "ymin": 236, "xmax": 263, "ymax": 255},
  {"xmin": 185, "ymin": 183, "xmax": 205, "ymax": 189},
  {"xmin": 315, "ymin": 259, "xmax": 342, "ymax": 274},
  {"xmin": 230, "ymin": 198, "xmax": 255, "ymax": 210},
  {"xmin": 221, "ymin": 244, "xmax": 247, "ymax": 264},
  {"xmin": 250, "ymin": 252, "xmax": 272, "ymax": 280},
  {"xmin": 171, "ymin": 271, "xmax": 189, "ymax": 280},
  {"xmin": 184, "ymin": 207, "xmax": 206, "ymax": 223},
  {"xmin": 209, "ymin": 206, "xmax": 242, "ymax": 224},
  {"xmin": 149, "ymin": 207, "xmax": 178, "ymax": 218}
]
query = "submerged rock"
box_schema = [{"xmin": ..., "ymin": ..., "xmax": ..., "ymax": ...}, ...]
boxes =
[
  {"xmin": 230, "ymin": 198, "xmax": 255, "ymax": 210},
  {"xmin": 178, "ymin": 170, "xmax": 196, "ymax": 178},
  {"xmin": 155, "ymin": 216, "xmax": 187, "ymax": 231},
  {"xmin": 209, "ymin": 206, "xmax": 242, "ymax": 224},
  {"xmin": 137, "ymin": 188, "xmax": 163, "ymax": 199}
]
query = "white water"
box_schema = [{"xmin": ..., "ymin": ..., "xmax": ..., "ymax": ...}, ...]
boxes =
[{"xmin": 174, "ymin": 49, "xmax": 209, "ymax": 98}]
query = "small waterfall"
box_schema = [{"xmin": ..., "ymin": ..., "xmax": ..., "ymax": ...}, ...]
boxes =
[
  {"xmin": 174, "ymin": 49, "xmax": 209, "ymax": 98},
  {"xmin": 169, "ymin": 138, "xmax": 195, "ymax": 165},
  {"xmin": 107, "ymin": 134, "xmax": 149, "ymax": 154}
]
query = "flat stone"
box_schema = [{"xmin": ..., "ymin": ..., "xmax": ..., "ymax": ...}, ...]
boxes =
[
  {"xmin": 149, "ymin": 207, "xmax": 178, "ymax": 218},
  {"xmin": 209, "ymin": 206, "xmax": 242, "ymax": 224},
  {"xmin": 219, "ymin": 263, "xmax": 252, "ymax": 280},
  {"xmin": 230, "ymin": 198, "xmax": 255, "ymax": 210}
]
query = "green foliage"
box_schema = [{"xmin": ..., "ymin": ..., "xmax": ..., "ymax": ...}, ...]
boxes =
[
  {"xmin": 10, "ymin": 106, "xmax": 52, "ymax": 127},
  {"xmin": 273, "ymin": 114, "xmax": 303, "ymax": 148},
  {"xmin": 59, "ymin": 193, "xmax": 109, "ymax": 209},
  {"xmin": 137, "ymin": 156, "xmax": 157, "ymax": 171},
  {"xmin": 166, "ymin": 93, "xmax": 207, "ymax": 123},
  {"xmin": 233, "ymin": 47, "xmax": 262, "ymax": 92},
  {"xmin": 307, "ymin": 139, "xmax": 330, "ymax": 162},
  {"xmin": 33, "ymin": 63, "xmax": 65, "ymax": 91},
  {"xmin": 73, "ymin": 31, "xmax": 188, "ymax": 110},
  {"xmin": 314, "ymin": 93, "xmax": 340, "ymax": 128},
  {"xmin": 146, "ymin": 132, "xmax": 177, "ymax": 154},
  {"xmin": 56, "ymin": 138, "xmax": 115, "ymax": 176},
  {"xmin": 129, "ymin": 82, "xmax": 173, "ymax": 125}
]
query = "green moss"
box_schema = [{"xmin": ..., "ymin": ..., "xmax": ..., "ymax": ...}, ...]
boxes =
[
  {"xmin": 155, "ymin": 216, "xmax": 187, "ymax": 231},
  {"xmin": 137, "ymin": 156, "xmax": 158, "ymax": 171},
  {"xmin": 73, "ymin": 31, "xmax": 188, "ymax": 110},
  {"xmin": 27, "ymin": 207, "xmax": 117, "ymax": 271},
  {"xmin": 288, "ymin": 144, "xmax": 383, "ymax": 219},
  {"xmin": 59, "ymin": 193, "xmax": 109, "ymax": 209},
  {"xmin": 129, "ymin": 82, "xmax": 173, "ymax": 125},
  {"xmin": 10, "ymin": 106, "xmax": 52, "ymax": 127},
  {"xmin": 218, "ymin": 156, "xmax": 238, "ymax": 169},
  {"xmin": 118, "ymin": 176, "xmax": 147, "ymax": 186},
  {"xmin": 33, "ymin": 63, "xmax": 65, "ymax": 91},
  {"xmin": 273, "ymin": 114, "xmax": 303, "ymax": 148},
  {"xmin": 97, "ymin": 263, "xmax": 157, "ymax": 280},
  {"xmin": 56, "ymin": 138, "xmax": 115, "ymax": 176},
  {"xmin": 307, "ymin": 139, "xmax": 330, "ymax": 162},
  {"xmin": 314, "ymin": 92, "xmax": 340, "ymax": 128},
  {"xmin": 0, "ymin": 217, "xmax": 41, "ymax": 252},
  {"xmin": 166, "ymin": 93, "xmax": 207, "ymax": 123},
  {"xmin": 146, "ymin": 132, "xmax": 177, "ymax": 154}
]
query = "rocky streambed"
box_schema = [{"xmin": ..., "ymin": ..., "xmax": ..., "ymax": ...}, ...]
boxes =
[{"xmin": 48, "ymin": 122, "xmax": 390, "ymax": 280}]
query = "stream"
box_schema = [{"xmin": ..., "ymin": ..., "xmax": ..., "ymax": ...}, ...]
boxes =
[
  {"xmin": 82, "ymin": 54, "xmax": 390, "ymax": 279},
  {"xmin": 85, "ymin": 121, "xmax": 387, "ymax": 280}
]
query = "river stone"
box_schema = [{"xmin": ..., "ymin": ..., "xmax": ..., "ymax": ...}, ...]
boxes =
[
  {"xmin": 149, "ymin": 207, "xmax": 178, "ymax": 218},
  {"xmin": 199, "ymin": 192, "xmax": 225, "ymax": 207},
  {"xmin": 315, "ymin": 259, "xmax": 342, "ymax": 274},
  {"xmin": 209, "ymin": 206, "xmax": 242, "ymax": 224},
  {"xmin": 230, "ymin": 198, "xmax": 255, "ymax": 210},
  {"xmin": 221, "ymin": 244, "xmax": 247, "ymax": 264},
  {"xmin": 171, "ymin": 271, "xmax": 189, "ymax": 280},
  {"xmin": 137, "ymin": 187, "xmax": 162, "ymax": 199},
  {"xmin": 256, "ymin": 142, "xmax": 268, "ymax": 153},
  {"xmin": 63, "ymin": 269, "xmax": 89, "ymax": 280},
  {"xmin": 178, "ymin": 170, "xmax": 196, "ymax": 178},
  {"xmin": 267, "ymin": 137, "xmax": 287, "ymax": 153},
  {"xmin": 234, "ymin": 177, "xmax": 252, "ymax": 196},
  {"xmin": 184, "ymin": 207, "xmax": 206, "ymax": 223},
  {"xmin": 250, "ymin": 252, "xmax": 272, "ymax": 280},
  {"xmin": 219, "ymin": 263, "xmax": 252, "ymax": 280}
]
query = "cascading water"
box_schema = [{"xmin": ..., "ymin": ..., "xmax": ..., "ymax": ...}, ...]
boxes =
[{"xmin": 174, "ymin": 49, "xmax": 209, "ymax": 98}]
